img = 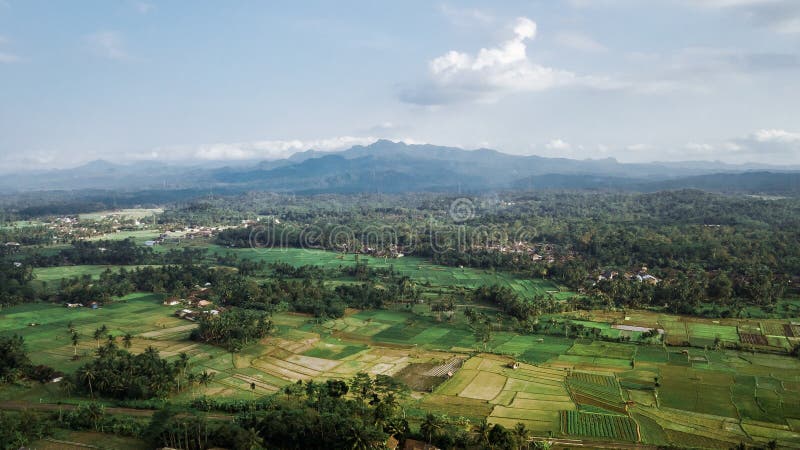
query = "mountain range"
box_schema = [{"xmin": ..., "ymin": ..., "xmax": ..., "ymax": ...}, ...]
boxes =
[{"xmin": 2, "ymin": 140, "xmax": 799, "ymax": 196}]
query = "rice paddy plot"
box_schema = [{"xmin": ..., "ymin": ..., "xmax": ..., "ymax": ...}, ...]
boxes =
[
  {"xmin": 567, "ymin": 341, "xmax": 636, "ymax": 360},
  {"xmin": 686, "ymin": 322, "xmax": 739, "ymax": 342},
  {"xmin": 459, "ymin": 371, "xmax": 507, "ymax": 401},
  {"xmin": 563, "ymin": 411, "xmax": 639, "ymax": 442},
  {"xmin": 658, "ymin": 366, "xmax": 739, "ymax": 418},
  {"xmin": 634, "ymin": 345, "xmax": 668, "ymax": 363},
  {"xmin": 302, "ymin": 340, "xmax": 368, "ymax": 360},
  {"xmin": 556, "ymin": 354, "xmax": 634, "ymax": 370},
  {"xmin": 32, "ymin": 265, "xmax": 143, "ymax": 283},
  {"xmin": 417, "ymin": 394, "xmax": 494, "ymax": 420}
]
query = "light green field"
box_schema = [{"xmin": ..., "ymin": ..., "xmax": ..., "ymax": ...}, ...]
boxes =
[
  {"xmin": 87, "ymin": 229, "xmax": 161, "ymax": 243},
  {"xmin": 78, "ymin": 208, "xmax": 162, "ymax": 221},
  {"xmin": 3, "ymin": 294, "xmax": 800, "ymax": 448},
  {"xmin": 32, "ymin": 265, "xmax": 163, "ymax": 283},
  {"xmin": 203, "ymin": 245, "xmax": 570, "ymax": 301}
]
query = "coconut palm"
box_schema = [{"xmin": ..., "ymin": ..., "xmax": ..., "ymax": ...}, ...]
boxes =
[
  {"xmin": 79, "ymin": 367, "xmax": 96, "ymax": 398},
  {"xmin": 473, "ymin": 419, "xmax": 491, "ymax": 448},
  {"xmin": 420, "ymin": 413, "xmax": 443, "ymax": 444},
  {"xmin": 122, "ymin": 332, "xmax": 133, "ymax": 349},
  {"xmin": 514, "ymin": 422, "xmax": 531, "ymax": 450},
  {"xmin": 71, "ymin": 331, "xmax": 80, "ymax": 357},
  {"xmin": 59, "ymin": 378, "xmax": 75, "ymax": 399},
  {"xmin": 92, "ymin": 327, "xmax": 103, "ymax": 348}
]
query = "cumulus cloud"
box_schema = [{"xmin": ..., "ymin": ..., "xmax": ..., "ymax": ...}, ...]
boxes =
[
  {"xmin": 705, "ymin": 129, "xmax": 800, "ymax": 164},
  {"xmin": 400, "ymin": 17, "xmax": 617, "ymax": 105},
  {"xmin": 752, "ymin": 128, "xmax": 800, "ymax": 143},
  {"xmin": 85, "ymin": 31, "xmax": 130, "ymax": 61},
  {"xmin": 546, "ymin": 139, "xmax": 571, "ymax": 150}
]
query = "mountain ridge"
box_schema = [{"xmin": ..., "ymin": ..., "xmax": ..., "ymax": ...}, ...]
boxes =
[{"xmin": 2, "ymin": 140, "xmax": 799, "ymax": 195}]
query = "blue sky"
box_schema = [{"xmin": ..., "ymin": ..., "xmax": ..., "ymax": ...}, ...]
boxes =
[{"xmin": 1, "ymin": 0, "xmax": 799, "ymax": 170}]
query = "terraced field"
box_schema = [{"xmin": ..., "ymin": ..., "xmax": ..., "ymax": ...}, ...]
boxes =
[{"xmin": 3, "ymin": 292, "xmax": 800, "ymax": 448}]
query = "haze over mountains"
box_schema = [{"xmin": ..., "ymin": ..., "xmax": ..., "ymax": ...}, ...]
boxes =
[{"xmin": 3, "ymin": 140, "xmax": 799, "ymax": 195}]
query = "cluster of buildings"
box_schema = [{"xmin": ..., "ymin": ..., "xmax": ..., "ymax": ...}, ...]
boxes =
[
  {"xmin": 594, "ymin": 266, "xmax": 660, "ymax": 285},
  {"xmin": 473, "ymin": 241, "xmax": 561, "ymax": 263},
  {"xmin": 360, "ymin": 245, "xmax": 405, "ymax": 258},
  {"xmin": 164, "ymin": 285, "xmax": 222, "ymax": 320},
  {"xmin": 64, "ymin": 301, "xmax": 100, "ymax": 309},
  {"xmin": 145, "ymin": 226, "xmax": 227, "ymax": 246}
]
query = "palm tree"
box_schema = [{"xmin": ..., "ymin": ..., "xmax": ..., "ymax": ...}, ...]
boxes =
[
  {"xmin": 59, "ymin": 378, "xmax": 75, "ymax": 399},
  {"xmin": 514, "ymin": 422, "xmax": 531, "ymax": 450},
  {"xmin": 187, "ymin": 372, "xmax": 197, "ymax": 398},
  {"xmin": 122, "ymin": 332, "xmax": 133, "ymax": 349},
  {"xmin": 198, "ymin": 371, "xmax": 214, "ymax": 391},
  {"xmin": 175, "ymin": 352, "xmax": 189, "ymax": 390},
  {"xmin": 244, "ymin": 427, "xmax": 263, "ymax": 450},
  {"xmin": 473, "ymin": 419, "xmax": 491, "ymax": 448},
  {"xmin": 93, "ymin": 328, "xmax": 103, "ymax": 348},
  {"xmin": 420, "ymin": 413, "xmax": 442, "ymax": 444},
  {"xmin": 71, "ymin": 331, "xmax": 80, "ymax": 358},
  {"xmin": 79, "ymin": 367, "xmax": 96, "ymax": 398}
]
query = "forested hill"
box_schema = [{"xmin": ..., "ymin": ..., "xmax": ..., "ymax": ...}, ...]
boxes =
[{"xmin": 1, "ymin": 140, "xmax": 798, "ymax": 195}]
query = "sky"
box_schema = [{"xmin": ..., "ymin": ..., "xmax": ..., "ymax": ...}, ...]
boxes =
[{"xmin": 1, "ymin": 0, "xmax": 799, "ymax": 170}]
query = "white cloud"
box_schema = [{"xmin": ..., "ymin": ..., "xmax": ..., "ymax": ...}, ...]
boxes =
[
  {"xmin": 134, "ymin": 1, "xmax": 154, "ymax": 14},
  {"xmin": 693, "ymin": 0, "xmax": 800, "ymax": 34},
  {"xmin": 555, "ymin": 31, "xmax": 608, "ymax": 53},
  {"xmin": 685, "ymin": 142, "xmax": 714, "ymax": 151},
  {"xmin": 401, "ymin": 17, "xmax": 618, "ymax": 104},
  {"xmin": 546, "ymin": 138, "xmax": 571, "ymax": 150},
  {"xmin": 626, "ymin": 144, "xmax": 652, "ymax": 151},
  {"xmin": 702, "ymin": 129, "xmax": 800, "ymax": 164},
  {"xmin": 439, "ymin": 4, "xmax": 494, "ymax": 26},
  {"xmin": 0, "ymin": 51, "xmax": 19, "ymax": 63},
  {"xmin": 85, "ymin": 31, "xmax": 130, "ymax": 61},
  {"xmin": 0, "ymin": 35, "xmax": 19, "ymax": 63},
  {"xmin": 752, "ymin": 128, "xmax": 800, "ymax": 143},
  {"xmin": 139, "ymin": 136, "xmax": 428, "ymax": 162}
]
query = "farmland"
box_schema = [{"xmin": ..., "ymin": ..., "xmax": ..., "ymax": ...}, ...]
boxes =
[
  {"xmin": 2, "ymin": 197, "xmax": 800, "ymax": 448},
  {"xmin": 3, "ymin": 289, "xmax": 800, "ymax": 448},
  {"xmin": 203, "ymin": 245, "xmax": 569, "ymax": 301}
]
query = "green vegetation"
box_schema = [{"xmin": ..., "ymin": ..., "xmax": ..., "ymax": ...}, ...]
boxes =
[{"xmin": 2, "ymin": 189, "xmax": 800, "ymax": 449}]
